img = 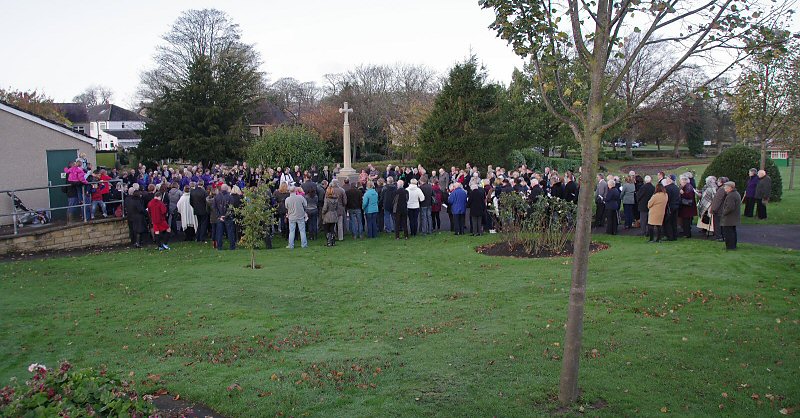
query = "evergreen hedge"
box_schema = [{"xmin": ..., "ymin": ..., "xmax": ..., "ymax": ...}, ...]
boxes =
[{"xmin": 702, "ymin": 145, "xmax": 782, "ymax": 201}]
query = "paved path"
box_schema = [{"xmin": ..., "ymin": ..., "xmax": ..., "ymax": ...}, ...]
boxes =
[
  {"xmin": 737, "ymin": 225, "xmax": 800, "ymax": 250},
  {"xmin": 591, "ymin": 223, "xmax": 800, "ymax": 250}
]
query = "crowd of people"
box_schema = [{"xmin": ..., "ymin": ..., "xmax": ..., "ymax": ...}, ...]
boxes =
[
  {"xmin": 61, "ymin": 154, "xmax": 772, "ymax": 252},
  {"xmin": 593, "ymin": 168, "xmax": 772, "ymax": 250}
]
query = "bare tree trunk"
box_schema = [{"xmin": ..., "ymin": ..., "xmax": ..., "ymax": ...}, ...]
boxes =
[
  {"xmin": 673, "ymin": 125, "xmax": 684, "ymax": 158},
  {"xmin": 790, "ymin": 152, "xmax": 796, "ymax": 190},
  {"xmin": 715, "ymin": 121, "xmax": 725, "ymax": 155},
  {"xmin": 251, "ymin": 250, "xmax": 256, "ymax": 269},
  {"xmin": 559, "ymin": 132, "xmax": 599, "ymax": 405},
  {"xmin": 759, "ymin": 136, "xmax": 767, "ymax": 170}
]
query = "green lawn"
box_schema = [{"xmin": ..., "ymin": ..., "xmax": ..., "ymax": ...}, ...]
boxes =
[{"xmin": 1, "ymin": 234, "xmax": 798, "ymax": 416}]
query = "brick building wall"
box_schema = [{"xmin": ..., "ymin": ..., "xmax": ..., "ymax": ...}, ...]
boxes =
[{"xmin": 0, "ymin": 218, "xmax": 129, "ymax": 256}]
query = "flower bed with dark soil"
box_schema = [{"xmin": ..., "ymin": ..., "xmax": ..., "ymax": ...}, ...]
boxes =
[{"xmin": 476, "ymin": 241, "xmax": 608, "ymax": 258}]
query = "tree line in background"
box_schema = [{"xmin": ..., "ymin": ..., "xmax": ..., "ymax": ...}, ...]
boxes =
[{"xmin": 3, "ymin": 7, "xmax": 799, "ymax": 179}]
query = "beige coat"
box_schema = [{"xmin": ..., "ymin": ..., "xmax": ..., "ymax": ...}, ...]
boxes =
[{"xmin": 647, "ymin": 192, "xmax": 668, "ymax": 226}]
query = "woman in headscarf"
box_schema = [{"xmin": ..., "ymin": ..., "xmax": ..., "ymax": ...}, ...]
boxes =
[{"xmin": 696, "ymin": 176, "xmax": 717, "ymax": 237}]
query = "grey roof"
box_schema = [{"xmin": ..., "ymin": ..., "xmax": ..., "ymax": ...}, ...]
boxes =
[
  {"xmin": 249, "ymin": 100, "xmax": 288, "ymax": 125},
  {"xmin": 88, "ymin": 104, "xmax": 149, "ymax": 122},
  {"xmin": 103, "ymin": 129, "xmax": 142, "ymax": 140},
  {"xmin": 55, "ymin": 103, "xmax": 90, "ymax": 123},
  {"xmin": 0, "ymin": 100, "xmax": 95, "ymax": 145}
]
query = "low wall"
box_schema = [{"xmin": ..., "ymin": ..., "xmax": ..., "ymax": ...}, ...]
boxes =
[{"xmin": 0, "ymin": 218, "xmax": 129, "ymax": 256}]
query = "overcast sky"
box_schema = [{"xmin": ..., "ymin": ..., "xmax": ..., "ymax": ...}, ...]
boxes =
[{"xmin": 0, "ymin": 0, "xmax": 526, "ymax": 106}]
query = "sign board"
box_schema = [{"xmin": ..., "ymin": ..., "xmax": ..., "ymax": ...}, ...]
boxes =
[{"xmin": 703, "ymin": 140, "xmax": 712, "ymax": 146}]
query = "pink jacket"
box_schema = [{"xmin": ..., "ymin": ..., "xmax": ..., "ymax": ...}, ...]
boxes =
[{"xmin": 64, "ymin": 166, "xmax": 87, "ymax": 183}]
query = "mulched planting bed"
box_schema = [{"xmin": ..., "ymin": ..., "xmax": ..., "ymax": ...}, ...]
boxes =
[{"xmin": 476, "ymin": 241, "xmax": 608, "ymax": 258}]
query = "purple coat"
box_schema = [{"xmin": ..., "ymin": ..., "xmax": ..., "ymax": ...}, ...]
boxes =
[
  {"xmin": 745, "ymin": 176, "xmax": 759, "ymax": 197},
  {"xmin": 678, "ymin": 184, "xmax": 697, "ymax": 219}
]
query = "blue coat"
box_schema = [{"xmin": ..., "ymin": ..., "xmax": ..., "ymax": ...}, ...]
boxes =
[
  {"xmin": 362, "ymin": 188, "xmax": 379, "ymax": 214},
  {"xmin": 448, "ymin": 187, "xmax": 468, "ymax": 215}
]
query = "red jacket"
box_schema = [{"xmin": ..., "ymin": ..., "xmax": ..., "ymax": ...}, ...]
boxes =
[
  {"xmin": 91, "ymin": 175, "xmax": 111, "ymax": 201},
  {"xmin": 147, "ymin": 198, "xmax": 169, "ymax": 232}
]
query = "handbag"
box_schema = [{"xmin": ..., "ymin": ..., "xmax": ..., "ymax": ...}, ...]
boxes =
[
  {"xmin": 701, "ymin": 212, "xmax": 710, "ymax": 224},
  {"xmin": 680, "ymin": 198, "xmax": 693, "ymax": 206}
]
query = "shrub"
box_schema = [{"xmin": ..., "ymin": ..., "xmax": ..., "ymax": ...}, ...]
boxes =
[
  {"xmin": 247, "ymin": 126, "xmax": 331, "ymax": 170},
  {"xmin": 508, "ymin": 149, "xmax": 581, "ymax": 173},
  {"xmin": 548, "ymin": 157, "xmax": 582, "ymax": 172},
  {"xmin": 702, "ymin": 145, "xmax": 782, "ymax": 201},
  {"xmin": 0, "ymin": 362, "xmax": 154, "ymax": 417},
  {"xmin": 495, "ymin": 192, "xmax": 577, "ymax": 255}
]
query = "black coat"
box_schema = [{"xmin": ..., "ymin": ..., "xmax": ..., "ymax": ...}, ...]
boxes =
[
  {"xmin": 666, "ymin": 183, "xmax": 681, "ymax": 210},
  {"xmin": 529, "ymin": 185, "xmax": 543, "ymax": 203},
  {"xmin": 419, "ymin": 183, "xmax": 433, "ymax": 207},
  {"xmin": 636, "ymin": 182, "xmax": 655, "ymax": 212},
  {"xmin": 125, "ymin": 193, "xmax": 147, "ymax": 233},
  {"xmin": 564, "ymin": 181, "xmax": 579, "ymax": 203},
  {"xmin": 468, "ymin": 187, "xmax": 487, "ymax": 214},
  {"xmin": 381, "ymin": 184, "xmax": 397, "ymax": 211},
  {"xmin": 190, "ymin": 187, "xmax": 208, "ymax": 216},
  {"xmin": 393, "ymin": 188, "xmax": 409, "ymax": 214}
]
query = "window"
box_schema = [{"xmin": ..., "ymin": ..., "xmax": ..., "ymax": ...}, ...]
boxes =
[
  {"xmin": 771, "ymin": 151, "xmax": 788, "ymax": 160},
  {"xmin": 121, "ymin": 122, "xmax": 126, "ymax": 128},
  {"xmin": 73, "ymin": 126, "xmax": 85, "ymax": 133},
  {"xmin": 99, "ymin": 122, "xmax": 107, "ymax": 130}
]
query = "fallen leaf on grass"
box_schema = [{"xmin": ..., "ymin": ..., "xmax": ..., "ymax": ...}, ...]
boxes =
[
  {"xmin": 258, "ymin": 391, "xmax": 272, "ymax": 397},
  {"xmin": 153, "ymin": 388, "xmax": 168, "ymax": 396},
  {"xmin": 227, "ymin": 383, "xmax": 242, "ymax": 392},
  {"xmin": 270, "ymin": 373, "xmax": 279, "ymax": 381},
  {"xmin": 147, "ymin": 373, "xmax": 161, "ymax": 383},
  {"xmin": 779, "ymin": 407, "xmax": 794, "ymax": 415},
  {"xmin": 173, "ymin": 394, "xmax": 180, "ymax": 401},
  {"xmin": 660, "ymin": 406, "xmax": 668, "ymax": 413}
]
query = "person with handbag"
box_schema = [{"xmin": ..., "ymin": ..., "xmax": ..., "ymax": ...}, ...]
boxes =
[{"xmin": 321, "ymin": 186, "xmax": 339, "ymax": 246}]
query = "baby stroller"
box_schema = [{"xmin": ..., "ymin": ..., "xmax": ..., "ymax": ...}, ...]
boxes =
[{"xmin": 7, "ymin": 192, "xmax": 50, "ymax": 228}]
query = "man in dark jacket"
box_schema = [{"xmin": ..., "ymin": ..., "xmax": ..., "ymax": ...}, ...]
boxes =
[
  {"xmin": 467, "ymin": 183, "xmax": 486, "ymax": 236},
  {"xmin": 720, "ymin": 181, "xmax": 741, "ymax": 250},
  {"xmin": 664, "ymin": 177, "xmax": 681, "ymax": 241},
  {"xmin": 213, "ymin": 184, "xmax": 235, "ymax": 250},
  {"xmin": 754, "ymin": 170, "xmax": 772, "ymax": 220},
  {"xmin": 635, "ymin": 176, "xmax": 655, "ymax": 236},
  {"xmin": 393, "ymin": 180, "xmax": 409, "ymax": 239},
  {"xmin": 529, "ymin": 179, "xmax": 543, "ymax": 204},
  {"xmin": 190, "ymin": 181, "xmax": 209, "ymax": 242},
  {"xmin": 381, "ymin": 178, "xmax": 397, "ymax": 233},
  {"xmin": 709, "ymin": 176, "xmax": 728, "ymax": 241},
  {"xmin": 344, "ymin": 178, "xmax": 364, "ymax": 239}
]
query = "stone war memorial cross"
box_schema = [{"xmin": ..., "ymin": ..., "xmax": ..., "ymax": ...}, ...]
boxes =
[{"xmin": 338, "ymin": 102, "xmax": 356, "ymax": 180}]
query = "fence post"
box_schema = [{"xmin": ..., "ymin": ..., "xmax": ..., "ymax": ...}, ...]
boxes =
[
  {"xmin": 11, "ymin": 191, "xmax": 18, "ymax": 235},
  {"xmin": 83, "ymin": 184, "xmax": 89, "ymax": 223}
]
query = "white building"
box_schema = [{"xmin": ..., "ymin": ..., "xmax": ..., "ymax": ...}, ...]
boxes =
[{"xmin": 88, "ymin": 104, "xmax": 148, "ymax": 150}]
